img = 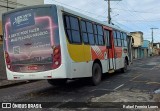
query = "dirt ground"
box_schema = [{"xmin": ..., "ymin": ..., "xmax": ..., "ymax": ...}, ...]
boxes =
[
  {"xmin": 91, "ymin": 90, "xmax": 160, "ymax": 102},
  {"xmin": 91, "ymin": 89, "xmax": 160, "ymax": 111}
]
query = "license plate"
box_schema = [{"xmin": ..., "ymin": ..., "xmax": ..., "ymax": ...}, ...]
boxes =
[{"xmin": 28, "ymin": 65, "xmax": 38, "ymax": 70}]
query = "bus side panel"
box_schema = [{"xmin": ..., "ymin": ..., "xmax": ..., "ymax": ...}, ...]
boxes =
[
  {"xmin": 66, "ymin": 41, "xmax": 93, "ymax": 78},
  {"xmin": 91, "ymin": 46, "xmax": 108, "ymax": 73},
  {"xmin": 56, "ymin": 7, "xmax": 93, "ymax": 79},
  {"xmin": 101, "ymin": 60, "xmax": 108, "ymax": 73},
  {"xmin": 51, "ymin": 6, "xmax": 70, "ymax": 79},
  {"xmin": 114, "ymin": 47, "xmax": 123, "ymax": 69},
  {"xmin": 122, "ymin": 47, "xmax": 129, "ymax": 67}
]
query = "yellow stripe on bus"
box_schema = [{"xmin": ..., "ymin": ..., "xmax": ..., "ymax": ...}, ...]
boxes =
[{"xmin": 67, "ymin": 41, "xmax": 91, "ymax": 62}]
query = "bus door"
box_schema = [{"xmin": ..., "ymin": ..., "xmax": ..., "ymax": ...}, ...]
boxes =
[
  {"xmin": 127, "ymin": 35, "xmax": 133, "ymax": 63},
  {"xmin": 104, "ymin": 28, "xmax": 115, "ymax": 71}
]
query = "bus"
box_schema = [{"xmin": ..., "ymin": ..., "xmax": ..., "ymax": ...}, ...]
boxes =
[{"xmin": 2, "ymin": 4, "xmax": 132, "ymax": 86}]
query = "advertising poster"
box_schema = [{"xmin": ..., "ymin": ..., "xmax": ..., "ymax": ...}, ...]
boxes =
[{"xmin": 3, "ymin": 5, "xmax": 59, "ymax": 72}]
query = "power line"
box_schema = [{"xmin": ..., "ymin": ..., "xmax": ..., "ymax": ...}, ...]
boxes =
[
  {"xmin": 50, "ymin": 0, "xmax": 133, "ymax": 33},
  {"xmin": 87, "ymin": 0, "xmax": 104, "ymax": 10},
  {"xmin": 104, "ymin": 0, "xmax": 121, "ymax": 24},
  {"xmin": 0, "ymin": 0, "xmax": 26, "ymax": 10},
  {"xmin": 113, "ymin": 1, "xmax": 145, "ymax": 31},
  {"xmin": 112, "ymin": 1, "xmax": 121, "ymax": 8},
  {"xmin": 113, "ymin": 21, "xmax": 153, "ymax": 43},
  {"xmin": 117, "ymin": 1, "xmax": 151, "ymax": 31},
  {"xmin": 112, "ymin": 8, "xmax": 159, "ymax": 14},
  {"xmin": 0, "ymin": 0, "xmax": 26, "ymax": 6},
  {"xmin": 122, "ymin": 1, "xmax": 160, "ymax": 43},
  {"xmin": 112, "ymin": 20, "xmax": 135, "ymax": 30},
  {"xmin": 0, "ymin": 4, "xmax": 15, "ymax": 9},
  {"xmin": 112, "ymin": 19, "xmax": 160, "ymax": 22},
  {"xmin": 51, "ymin": 0, "xmax": 109, "ymax": 19},
  {"xmin": 124, "ymin": 1, "xmax": 156, "ymax": 28}
]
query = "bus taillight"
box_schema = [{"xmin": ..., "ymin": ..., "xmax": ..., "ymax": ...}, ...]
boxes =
[
  {"xmin": 52, "ymin": 46, "xmax": 61, "ymax": 69},
  {"xmin": 5, "ymin": 51, "xmax": 12, "ymax": 70},
  {"xmin": 6, "ymin": 56, "xmax": 10, "ymax": 63}
]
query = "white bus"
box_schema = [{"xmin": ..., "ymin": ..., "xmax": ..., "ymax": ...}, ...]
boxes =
[{"xmin": 2, "ymin": 4, "xmax": 131, "ymax": 86}]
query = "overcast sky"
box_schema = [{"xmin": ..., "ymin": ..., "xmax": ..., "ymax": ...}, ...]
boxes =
[{"xmin": 45, "ymin": 0, "xmax": 160, "ymax": 42}]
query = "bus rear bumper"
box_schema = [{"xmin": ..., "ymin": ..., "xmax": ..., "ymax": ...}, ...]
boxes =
[{"xmin": 6, "ymin": 64, "xmax": 68, "ymax": 80}]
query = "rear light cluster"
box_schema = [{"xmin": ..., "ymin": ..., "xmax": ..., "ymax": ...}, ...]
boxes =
[
  {"xmin": 5, "ymin": 51, "xmax": 12, "ymax": 70},
  {"xmin": 52, "ymin": 46, "xmax": 61, "ymax": 69}
]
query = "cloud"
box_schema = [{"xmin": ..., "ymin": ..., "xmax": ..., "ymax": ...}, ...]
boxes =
[{"xmin": 45, "ymin": 0, "xmax": 160, "ymax": 42}]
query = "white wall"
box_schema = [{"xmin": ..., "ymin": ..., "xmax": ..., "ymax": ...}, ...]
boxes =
[
  {"xmin": 16, "ymin": 0, "xmax": 44, "ymax": 8},
  {"xmin": 157, "ymin": 44, "xmax": 160, "ymax": 48},
  {"xmin": 131, "ymin": 33, "xmax": 143, "ymax": 47}
]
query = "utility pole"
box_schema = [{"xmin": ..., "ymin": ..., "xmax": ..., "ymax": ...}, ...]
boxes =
[
  {"xmin": 151, "ymin": 28, "xmax": 158, "ymax": 55},
  {"xmin": 108, "ymin": 0, "xmax": 111, "ymax": 24},
  {"xmin": 104, "ymin": 0, "xmax": 122, "ymax": 24}
]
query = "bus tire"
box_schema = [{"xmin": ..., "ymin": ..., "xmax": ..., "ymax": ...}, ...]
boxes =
[
  {"xmin": 47, "ymin": 79, "xmax": 67, "ymax": 86},
  {"xmin": 121, "ymin": 59, "xmax": 127, "ymax": 73},
  {"xmin": 91, "ymin": 63, "xmax": 102, "ymax": 86}
]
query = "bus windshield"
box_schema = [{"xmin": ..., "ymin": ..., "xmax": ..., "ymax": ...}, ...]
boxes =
[{"xmin": 3, "ymin": 5, "xmax": 60, "ymax": 72}]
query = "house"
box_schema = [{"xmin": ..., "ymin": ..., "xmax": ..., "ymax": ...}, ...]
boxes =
[
  {"xmin": 130, "ymin": 31, "xmax": 143, "ymax": 59},
  {"xmin": 141, "ymin": 40, "xmax": 151, "ymax": 58},
  {"xmin": 153, "ymin": 43, "xmax": 160, "ymax": 55}
]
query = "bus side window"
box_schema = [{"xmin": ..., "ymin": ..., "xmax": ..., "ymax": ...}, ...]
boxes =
[
  {"xmin": 97, "ymin": 25, "xmax": 104, "ymax": 45},
  {"xmin": 113, "ymin": 31, "xmax": 117, "ymax": 47},
  {"xmin": 93, "ymin": 24, "xmax": 98, "ymax": 45},
  {"xmin": 104, "ymin": 30, "xmax": 110, "ymax": 47},
  {"xmin": 64, "ymin": 15, "xmax": 81, "ymax": 44},
  {"xmin": 86, "ymin": 22, "xmax": 95, "ymax": 45},
  {"xmin": 123, "ymin": 33, "xmax": 127, "ymax": 47},
  {"xmin": 81, "ymin": 20, "xmax": 89, "ymax": 44},
  {"xmin": 117, "ymin": 31, "xmax": 122, "ymax": 47},
  {"xmin": 121, "ymin": 32, "xmax": 124, "ymax": 47},
  {"xmin": 70, "ymin": 17, "xmax": 81, "ymax": 43},
  {"xmin": 64, "ymin": 15, "xmax": 72, "ymax": 42},
  {"xmin": 123, "ymin": 33, "xmax": 127, "ymax": 40},
  {"xmin": 65, "ymin": 16, "xmax": 70, "ymax": 29}
]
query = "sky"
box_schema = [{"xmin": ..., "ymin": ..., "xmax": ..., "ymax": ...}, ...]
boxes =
[{"xmin": 45, "ymin": 0, "xmax": 160, "ymax": 43}]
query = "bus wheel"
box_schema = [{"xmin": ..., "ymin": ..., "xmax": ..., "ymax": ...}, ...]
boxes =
[
  {"xmin": 121, "ymin": 59, "xmax": 127, "ymax": 73},
  {"xmin": 47, "ymin": 79, "xmax": 67, "ymax": 86},
  {"xmin": 91, "ymin": 63, "xmax": 102, "ymax": 86}
]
